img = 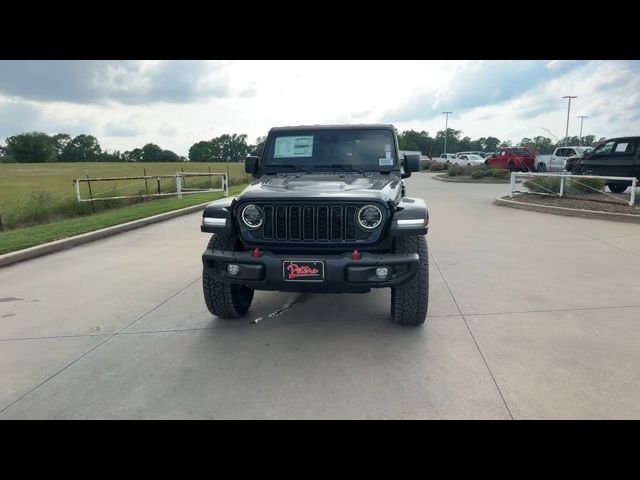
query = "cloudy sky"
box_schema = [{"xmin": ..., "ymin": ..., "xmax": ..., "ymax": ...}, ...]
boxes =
[{"xmin": 0, "ymin": 60, "xmax": 638, "ymax": 156}]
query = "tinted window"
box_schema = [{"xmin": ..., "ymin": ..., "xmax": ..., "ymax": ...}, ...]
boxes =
[
  {"xmin": 264, "ymin": 129, "xmax": 397, "ymax": 170},
  {"xmin": 594, "ymin": 141, "xmax": 615, "ymax": 155}
]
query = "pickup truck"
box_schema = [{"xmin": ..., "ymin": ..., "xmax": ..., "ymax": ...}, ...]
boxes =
[
  {"xmin": 534, "ymin": 146, "xmax": 592, "ymax": 172},
  {"xmin": 577, "ymin": 136, "xmax": 639, "ymax": 193}
]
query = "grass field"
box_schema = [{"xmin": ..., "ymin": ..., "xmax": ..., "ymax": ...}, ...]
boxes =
[
  {"xmin": 0, "ymin": 162, "xmax": 251, "ymax": 230},
  {"xmin": 0, "ymin": 185, "xmax": 246, "ymax": 255}
]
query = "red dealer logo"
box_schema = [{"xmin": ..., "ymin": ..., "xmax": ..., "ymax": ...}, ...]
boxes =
[{"xmin": 286, "ymin": 263, "xmax": 320, "ymax": 279}]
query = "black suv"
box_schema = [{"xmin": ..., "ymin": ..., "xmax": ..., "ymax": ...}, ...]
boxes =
[
  {"xmin": 200, "ymin": 124, "xmax": 429, "ymax": 325},
  {"xmin": 576, "ymin": 136, "xmax": 639, "ymax": 193}
]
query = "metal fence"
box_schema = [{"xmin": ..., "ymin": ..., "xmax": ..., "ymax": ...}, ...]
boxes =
[
  {"xmin": 73, "ymin": 172, "xmax": 228, "ymax": 203},
  {"xmin": 509, "ymin": 172, "xmax": 637, "ymax": 206}
]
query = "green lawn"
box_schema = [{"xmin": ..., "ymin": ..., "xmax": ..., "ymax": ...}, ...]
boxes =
[
  {"xmin": 0, "ymin": 161, "xmax": 252, "ymax": 231},
  {"xmin": 0, "ymin": 185, "xmax": 246, "ymax": 255}
]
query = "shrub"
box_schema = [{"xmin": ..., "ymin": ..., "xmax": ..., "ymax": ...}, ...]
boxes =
[
  {"xmin": 419, "ymin": 159, "xmax": 431, "ymax": 170},
  {"xmin": 524, "ymin": 176, "xmax": 606, "ymax": 195},
  {"xmin": 0, "ymin": 155, "xmax": 16, "ymax": 163},
  {"xmin": 429, "ymin": 162, "xmax": 449, "ymax": 171},
  {"xmin": 447, "ymin": 165, "xmax": 464, "ymax": 176},
  {"xmin": 566, "ymin": 177, "xmax": 606, "ymax": 193},
  {"xmin": 471, "ymin": 169, "xmax": 486, "ymax": 179},
  {"xmin": 491, "ymin": 169, "xmax": 511, "ymax": 179}
]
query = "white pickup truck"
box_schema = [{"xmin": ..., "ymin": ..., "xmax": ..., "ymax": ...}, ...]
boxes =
[{"xmin": 534, "ymin": 146, "xmax": 592, "ymax": 172}]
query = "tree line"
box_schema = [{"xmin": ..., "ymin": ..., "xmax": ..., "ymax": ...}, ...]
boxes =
[
  {"xmin": 0, "ymin": 131, "xmax": 266, "ymax": 164},
  {"xmin": 398, "ymin": 129, "xmax": 601, "ymax": 157},
  {"xmin": 0, "ymin": 129, "xmax": 601, "ymax": 164}
]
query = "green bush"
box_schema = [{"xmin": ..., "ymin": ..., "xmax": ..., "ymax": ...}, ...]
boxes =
[
  {"xmin": 491, "ymin": 169, "xmax": 511, "ymax": 179},
  {"xmin": 447, "ymin": 165, "xmax": 464, "ymax": 176},
  {"xmin": 567, "ymin": 177, "xmax": 606, "ymax": 193},
  {"xmin": 0, "ymin": 155, "xmax": 16, "ymax": 163},
  {"xmin": 429, "ymin": 162, "xmax": 449, "ymax": 171},
  {"xmin": 471, "ymin": 169, "xmax": 486, "ymax": 179},
  {"xmin": 524, "ymin": 176, "xmax": 606, "ymax": 195}
]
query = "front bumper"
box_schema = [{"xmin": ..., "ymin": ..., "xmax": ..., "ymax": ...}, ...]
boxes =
[{"xmin": 202, "ymin": 249, "xmax": 419, "ymax": 293}]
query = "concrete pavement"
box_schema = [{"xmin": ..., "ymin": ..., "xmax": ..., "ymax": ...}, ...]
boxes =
[{"xmin": 1, "ymin": 172, "xmax": 639, "ymax": 419}]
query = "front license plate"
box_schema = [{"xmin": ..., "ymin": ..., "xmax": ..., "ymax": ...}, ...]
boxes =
[{"xmin": 283, "ymin": 260, "xmax": 325, "ymax": 281}]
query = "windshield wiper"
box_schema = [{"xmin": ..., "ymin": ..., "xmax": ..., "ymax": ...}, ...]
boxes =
[{"xmin": 266, "ymin": 164, "xmax": 313, "ymax": 174}]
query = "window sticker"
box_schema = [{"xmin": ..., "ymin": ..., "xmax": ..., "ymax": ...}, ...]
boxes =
[
  {"xmin": 384, "ymin": 144, "xmax": 391, "ymax": 152},
  {"xmin": 274, "ymin": 136, "xmax": 314, "ymax": 158},
  {"xmin": 379, "ymin": 152, "xmax": 393, "ymax": 166},
  {"xmin": 615, "ymin": 142, "xmax": 629, "ymax": 153}
]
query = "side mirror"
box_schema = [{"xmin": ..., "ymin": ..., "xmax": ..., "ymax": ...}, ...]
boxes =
[
  {"xmin": 245, "ymin": 155, "xmax": 259, "ymax": 176},
  {"xmin": 402, "ymin": 153, "xmax": 421, "ymax": 178}
]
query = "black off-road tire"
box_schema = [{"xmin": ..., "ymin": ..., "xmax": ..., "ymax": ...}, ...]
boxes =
[
  {"xmin": 537, "ymin": 163, "xmax": 547, "ymax": 172},
  {"xmin": 203, "ymin": 233, "xmax": 254, "ymax": 318},
  {"xmin": 390, "ymin": 235, "xmax": 429, "ymax": 326},
  {"xmin": 507, "ymin": 161, "xmax": 516, "ymax": 172},
  {"xmin": 608, "ymin": 182, "xmax": 629, "ymax": 194}
]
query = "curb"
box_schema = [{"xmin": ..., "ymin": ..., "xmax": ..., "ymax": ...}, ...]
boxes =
[
  {"xmin": 432, "ymin": 174, "xmax": 516, "ymax": 184},
  {"xmin": 0, "ymin": 201, "xmax": 211, "ymax": 269},
  {"xmin": 494, "ymin": 196, "xmax": 640, "ymax": 224}
]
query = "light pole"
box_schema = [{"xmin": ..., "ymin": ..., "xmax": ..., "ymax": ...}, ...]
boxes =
[
  {"xmin": 562, "ymin": 96, "xmax": 577, "ymax": 145},
  {"xmin": 442, "ymin": 111, "xmax": 452, "ymax": 155},
  {"xmin": 578, "ymin": 115, "xmax": 588, "ymax": 146}
]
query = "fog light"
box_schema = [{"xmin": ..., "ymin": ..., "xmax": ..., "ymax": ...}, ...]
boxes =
[
  {"xmin": 376, "ymin": 267, "xmax": 389, "ymax": 279},
  {"xmin": 227, "ymin": 264, "xmax": 240, "ymax": 275}
]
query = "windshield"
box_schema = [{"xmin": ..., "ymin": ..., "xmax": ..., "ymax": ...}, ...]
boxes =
[{"xmin": 263, "ymin": 129, "xmax": 397, "ymax": 171}]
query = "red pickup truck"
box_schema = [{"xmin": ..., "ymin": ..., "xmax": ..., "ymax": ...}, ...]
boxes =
[{"xmin": 484, "ymin": 147, "xmax": 536, "ymax": 171}]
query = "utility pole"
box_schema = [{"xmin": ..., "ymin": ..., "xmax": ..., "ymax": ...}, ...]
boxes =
[
  {"xmin": 562, "ymin": 96, "xmax": 577, "ymax": 145},
  {"xmin": 578, "ymin": 115, "xmax": 588, "ymax": 146},
  {"xmin": 442, "ymin": 111, "xmax": 452, "ymax": 155}
]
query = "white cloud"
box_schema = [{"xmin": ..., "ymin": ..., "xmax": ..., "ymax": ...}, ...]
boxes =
[{"xmin": 0, "ymin": 60, "xmax": 638, "ymax": 155}]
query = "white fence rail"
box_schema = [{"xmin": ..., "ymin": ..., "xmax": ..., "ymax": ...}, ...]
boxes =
[
  {"xmin": 73, "ymin": 172, "xmax": 228, "ymax": 203},
  {"xmin": 509, "ymin": 172, "xmax": 637, "ymax": 206}
]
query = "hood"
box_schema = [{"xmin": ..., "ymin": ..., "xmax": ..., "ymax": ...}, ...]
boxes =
[{"xmin": 238, "ymin": 172, "xmax": 402, "ymax": 203}]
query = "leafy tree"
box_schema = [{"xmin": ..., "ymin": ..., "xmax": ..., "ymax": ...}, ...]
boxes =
[
  {"xmin": 140, "ymin": 143, "xmax": 163, "ymax": 162},
  {"xmin": 483, "ymin": 136, "xmax": 501, "ymax": 152},
  {"xmin": 123, "ymin": 148, "xmax": 143, "ymax": 162},
  {"xmin": 4, "ymin": 132, "xmax": 57, "ymax": 162},
  {"xmin": 189, "ymin": 133, "xmax": 252, "ymax": 162},
  {"xmin": 188, "ymin": 140, "xmax": 218, "ymax": 162},
  {"xmin": 53, "ymin": 133, "xmax": 72, "ymax": 159},
  {"xmin": 252, "ymin": 136, "xmax": 267, "ymax": 157},
  {"xmin": 156, "ymin": 149, "xmax": 180, "ymax": 162},
  {"xmin": 59, "ymin": 134, "xmax": 102, "ymax": 162}
]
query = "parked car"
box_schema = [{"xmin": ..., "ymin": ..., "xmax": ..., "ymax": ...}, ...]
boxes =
[
  {"xmin": 452, "ymin": 154, "xmax": 485, "ymax": 166},
  {"xmin": 534, "ymin": 146, "xmax": 592, "ymax": 172},
  {"xmin": 484, "ymin": 147, "xmax": 535, "ymax": 171},
  {"xmin": 439, "ymin": 153, "xmax": 456, "ymax": 161},
  {"xmin": 200, "ymin": 124, "xmax": 429, "ymax": 325},
  {"xmin": 577, "ymin": 136, "xmax": 640, "ymax": 193}
]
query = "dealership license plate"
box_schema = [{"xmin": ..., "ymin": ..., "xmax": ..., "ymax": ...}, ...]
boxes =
[{"xmin": 283, "ymin": 260, "xmax": 325, "ymax": 281}]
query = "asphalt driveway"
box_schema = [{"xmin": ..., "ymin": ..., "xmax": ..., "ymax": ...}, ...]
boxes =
[{"xmin": 1, "ymin": 172, "xmax": 639, "ymax": 419}]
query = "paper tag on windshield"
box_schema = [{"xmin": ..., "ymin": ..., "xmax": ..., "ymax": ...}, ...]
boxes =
[
  {"xmin": 274, "ymin": 136, "xmax": 314, "ymax": 158},
  {"xmin": 379, "ymin": 152, "xmax": 393, "ymax": 166},
  {"xmin": 615, "ymin": 142, "xmax": 628, "ymax": 152}
]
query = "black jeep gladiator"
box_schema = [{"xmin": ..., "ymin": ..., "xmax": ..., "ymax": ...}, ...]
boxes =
[{"xmin": 200, "ymin": 124, "xmax": 429, "ymax": 325}]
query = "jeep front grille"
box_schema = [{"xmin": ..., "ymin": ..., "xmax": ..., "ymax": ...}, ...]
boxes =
[{"xmin": 240, "ymin": 203, "xmax": 380, "ymax": 244}]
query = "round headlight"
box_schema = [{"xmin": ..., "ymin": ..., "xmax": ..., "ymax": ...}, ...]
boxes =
[
  {"xmin": 357, "ymin": 205, "xmax": 383, "ymax": 229},
  {"xmin": 241, "ymin": 204, "xmax": 263, "ymax": 228}
]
